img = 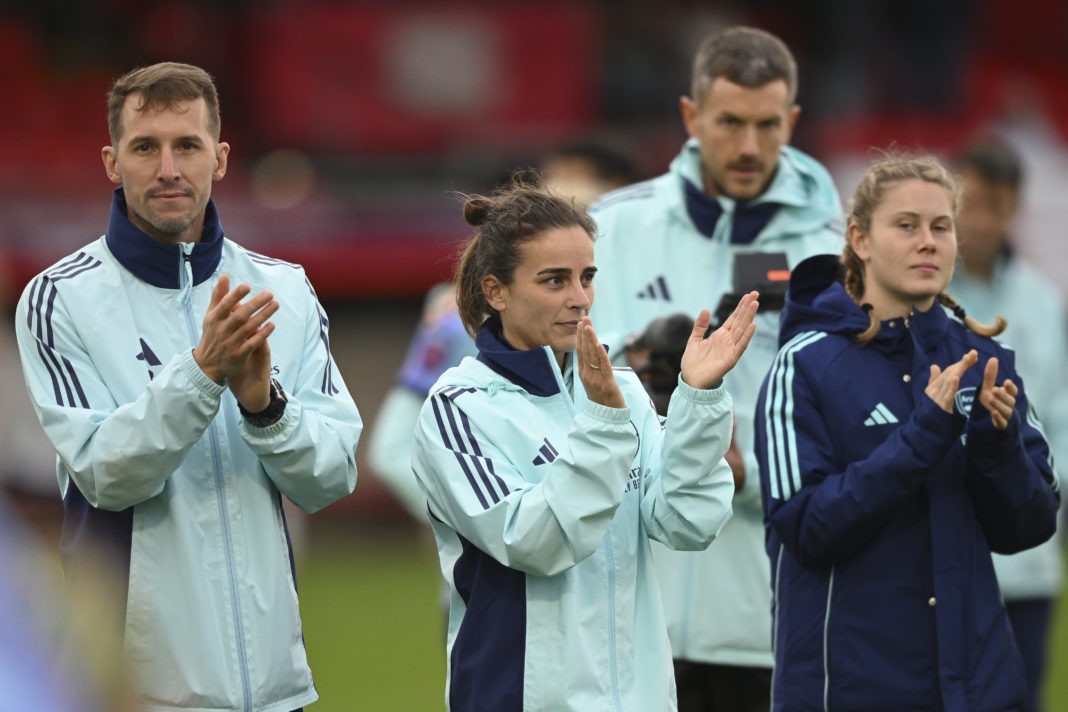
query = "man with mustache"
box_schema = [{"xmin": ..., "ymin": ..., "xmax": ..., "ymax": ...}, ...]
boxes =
[{"xmin": 588, "ymin": 27, "xmax": 843, "ymax": 712}]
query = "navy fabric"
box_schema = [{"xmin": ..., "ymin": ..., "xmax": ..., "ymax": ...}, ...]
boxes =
[
  {"xmin": 756, "ymin": 254, "xmax": 1058, "ymax": 711},
  {"xmin": 59, "ymin": 482, "xmax": 133, "ymax": 636},
  {"xmin": 1005, "ymin": 598, "xmax": 1053, "ymax": 712},
  {"xmin": 450, "ymin": 533, "xmax": 526, "ymax": 712},
  {"xmin": 682, "ymin": 178, "xmax": 780, "ymax": 244},
  {"xmin": 105, "ymin": 187, "xmax": 224, "ymax": 289},
  {"xmin": 474, "ymin": 318, "xmax": 561, "ymax": 398}
]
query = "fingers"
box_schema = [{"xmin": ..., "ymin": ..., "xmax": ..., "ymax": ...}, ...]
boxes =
[
  {"xmin": 981, "ymin": 356, "xmax": 999, "ymax": 393},
  {"xmin": 691, "ymin": 309, "xmax": 711, "ymax": 341},
  {"xmin": 210, "ymin": 273, "xmax": 230, "ymax": 308},
  {"xmin": 725, "ymin": 291, "xmax": 760, "ymax": 339},
  {"xmin": 1003, "ymin": 378, "xmax": 1018, "ymax": 398},
  {"xmin": 577, "ymin": 317, "xmax": 625, "ymax": 408}
]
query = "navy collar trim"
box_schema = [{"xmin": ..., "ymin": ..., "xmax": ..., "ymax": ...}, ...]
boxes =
[
  {"xmin": 682, "ymin": 179, "xmax": 781, "ymax": 243},
  {"xmin": 104, "ymin": 187, "xmax": 224, "ymax": 289},
  {"xmin": 474, "ymin": 319, "xmax": 562, "ymax": 397}
]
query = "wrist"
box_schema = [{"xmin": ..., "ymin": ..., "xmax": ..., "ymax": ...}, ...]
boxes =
[
  {"xmin": 192, "ymin": 348, "xmax": 224, "ymax": 384},
  {"xmin": 239, "ymin": 379, "xmax": 287, "ymax": 427}
]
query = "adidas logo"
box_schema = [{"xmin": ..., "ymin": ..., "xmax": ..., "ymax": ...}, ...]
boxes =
[
  {"xmin": 637, "ymin": 275, "xmax": 672, "ymax": 301},
  {"xmin": 864, "ymin": 403, "xmax": 899, "ymax": 427},
  {"xmin": 532, "ymin": 438, "xmax": 559, "ymax": 465}
]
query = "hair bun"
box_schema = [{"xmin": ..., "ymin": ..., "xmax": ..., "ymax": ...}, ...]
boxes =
[{"xmin": 463, "ymin": 196, "xmax": 493, "ymax": 226}]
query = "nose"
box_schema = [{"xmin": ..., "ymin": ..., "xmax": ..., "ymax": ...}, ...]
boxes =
[
  {"xmin": 738, "ymin": 125, "xmax": 759, "ymax": 157},
  {"xmin": 158, "ymin": 146, "xmax": 180, "ymax": 181},
  {"xmin": 566, "ymin": 282, "xmax": 591, "ymax": 312},
  {"xmin": 918, "ymin": 225, "xmax": 938, "ymax": 250}
]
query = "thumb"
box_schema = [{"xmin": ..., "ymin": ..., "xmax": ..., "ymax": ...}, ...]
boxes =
[
  {"xmin": 982, "ymin": 357, "xmax": 998, "ymax": 392},
  {"xmin": 691, "ymin": 309, "xmax": 711, "ymax": 340},
  {"xmin": 929, "ymin": 363, "xmax": 942, "ymax": 383}
]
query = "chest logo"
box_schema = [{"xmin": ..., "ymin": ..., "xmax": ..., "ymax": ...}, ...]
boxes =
[
  {"xmin": 531, "ymin": 438, "xmax": 559, "ymax": 465},
  {"xmin": 636, "ymin": 275, "xmax": 672, "ymax": 302},
  {"xmin": 954, "ymin": 387, "xmax": 976, "ymax": 416},
  {"xmin": 136, "ymin": 338, "xmax": 162, "ymax": 380},
  {"xmin": 864, "ymin": 402, "xmax": 899, "ymax": 427}
]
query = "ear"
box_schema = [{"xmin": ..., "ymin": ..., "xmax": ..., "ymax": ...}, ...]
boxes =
[
  {"xmin": 482, "ymin": 274, "xmax": 506, "ymax": 312},
  {"xmin": 847, "ymin": 222, "xmax": 871, "ymax": 261},
  {"xmin": 101, "ymin": 146, "xmax": 122, "ymax": 185},
  {"xmin": 784, "ymin": 104, "xmax": 801, "ymax": 143},
  {"xmin": 213, "ymin": 141, "xmax": 230, "ymax": 181},
  {"xmin": 679, "ymin": 95, "xmax": 698, "ymax": 138}
]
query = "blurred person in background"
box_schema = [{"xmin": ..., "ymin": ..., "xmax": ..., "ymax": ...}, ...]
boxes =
[
  {"xmin": 0, "ymin": 493, "xmax": 134, "ymax": 712},
  {"xmin": 14, "ymin": 61, "xmax": 362, "ymax": 712},
  {"xmin": 949, "ymin": 136, "xmax": 1068, "ymax": 712},
  {"xmin": 411, "ymin": 176, "xmax": 758, "ymax": 711},
  {"xmin": 540, "ymin": 136, "xmax": 642, "ymax": 208},
  {"xmin": 369, "ymin": 282, "xmax": 477, "ymax": 524},
  {"xmin": 589, "ymin": 26, "xmax": 843, "ymax": 711},
  {"xmin": 755, "ymin": 152, "xmax": 1058, "ymax": 711}
]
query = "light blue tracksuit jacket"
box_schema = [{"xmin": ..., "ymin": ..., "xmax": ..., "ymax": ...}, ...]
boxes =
[
  {"xmin": 589, "ymin": 139, "xmax": 843, "ymax": 667},
  {"xmin": 411, "ymin": 320, "xmax": 735, "ymax": 711},
  {"xmin": 15, "ymin": 188, "xmax": 362, "ymax": 712}
]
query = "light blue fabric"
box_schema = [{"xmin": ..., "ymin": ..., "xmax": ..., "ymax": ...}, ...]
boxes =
[
  {"xmin": 412, "ymin": 323, "xmax": 735, "ymax": 711},
  {"xmin": 588, "ymin": 140, "xmax": 843, "ymax": 667},
  {"xmin": 15, "ymin": 230, "xmax": 362, "ymax": 711},
  {"xmin": 951, "ymin": 256, "xmax": 1068, "ymax": 599}
]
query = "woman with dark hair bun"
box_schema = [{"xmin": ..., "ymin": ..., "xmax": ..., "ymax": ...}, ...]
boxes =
[{"xmin": 412, "ymin": 176, "xmax": 759, "ymax": 711}]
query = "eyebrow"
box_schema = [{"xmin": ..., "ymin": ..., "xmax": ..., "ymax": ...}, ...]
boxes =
[
  {"xmin": 890, "ymin": 211, "xmax": 952, "ymax": 221},
  {"xmin": 124, "ymin": 134, "xmax": 204, "ymax": 147},
  {"xmin": 536, "ymin": 266, "xmax": 597, "ymax": 277}
]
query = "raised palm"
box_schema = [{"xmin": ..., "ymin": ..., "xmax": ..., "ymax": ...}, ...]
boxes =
[{"xmin": 679, "ymin": 291, "xmax": 759, "ymax": 390}]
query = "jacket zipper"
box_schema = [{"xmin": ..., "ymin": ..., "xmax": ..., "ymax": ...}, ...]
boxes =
[
  {"xmin": 552, "ymin": 349, "xmax": 626, "ymax": 710},
  {"xmin": 179, "ymin": 247, "xmax": 254, "ymax": 712}
]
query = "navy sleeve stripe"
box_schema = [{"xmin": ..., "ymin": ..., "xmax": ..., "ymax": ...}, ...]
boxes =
[
  {"xmin": 26, "ymin": 276, "xmax": 92, "ymax": 408},
  {"xmin": 248, "ymin": 251, "xmax": 301, "ymax": 269},
  {"xmin": 45, "ymin": 252, "xmax": 100, "ymax": 280},
  {"xmin": 308, "ymin": 290, "xmax": 339, "ymax": 396},
  {"xmin": 431, "ymin": 391, "xmax": 510, "ymax": 509},
  {"xmin": 1025, "ymin": 402, "xmax": 1059, "ymax": 491},
  {"xmin": 440, "ymin": 395, "xmax": 508, "ymax": 505},
  {"xmin": 455, "ymin": 405, "xmax": 511, "ymax": 497},
  {"xmin": 431, "ymin": 394, "xmax": 490, "ymax": 510},
  {"xmin": 764, "ymin": 331, "xmax": 827, "ymax": 501}
]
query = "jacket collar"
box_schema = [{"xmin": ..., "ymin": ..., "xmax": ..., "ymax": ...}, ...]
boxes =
[
  {"xmin": 669, "ymin": 139, "xmax": 826, "ymax": 240},
  {"xmin": 104, "ymin": 187, "xmax": 224, "ymax": 289},
  {"xmin": 904, "ymin": 299, "xmax": 951, "ymax": 352},
  {"xmin": 474, "ymin": 318, "xmax": 563, "ymax": 397}
]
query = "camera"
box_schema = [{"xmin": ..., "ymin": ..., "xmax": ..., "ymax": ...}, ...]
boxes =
[{"xmin": 712, "ymin": 251, "xmax": 790, "ymax": 328}]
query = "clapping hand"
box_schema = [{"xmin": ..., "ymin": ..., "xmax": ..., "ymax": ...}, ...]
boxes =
[
  {"xmin": 679, "ymin": 291, "xmax": 759, "ymax": 390},
  {"xmin": 577, "ymin": 317, "xmax": 626, "ymax": 408},
  {"xmin": 977, "ymin": 356, "xmax": 1017, "ymax": 430},
  {"xmin": 926, "ymin": 350, "xmax": 977, "ymax": 413}
]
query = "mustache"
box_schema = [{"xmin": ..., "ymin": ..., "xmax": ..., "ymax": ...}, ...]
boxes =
[
  {"xmin": 728, "ymin": 159, "xmax": 764, "ymax": 172},
  {"xmin": 147, "ymin": 189, "xmax": 192, "ymax": 198}
]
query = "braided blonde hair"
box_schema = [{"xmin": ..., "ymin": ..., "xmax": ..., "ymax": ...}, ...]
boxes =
[{"xmin": 841, "ymin": 153, "xmax": 1006, "ymax": 344}]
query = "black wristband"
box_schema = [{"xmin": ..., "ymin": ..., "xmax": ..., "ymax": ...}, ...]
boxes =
[{"xmin": 239, "ymin": 379, "xmax": 287, "ymax": 427}]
